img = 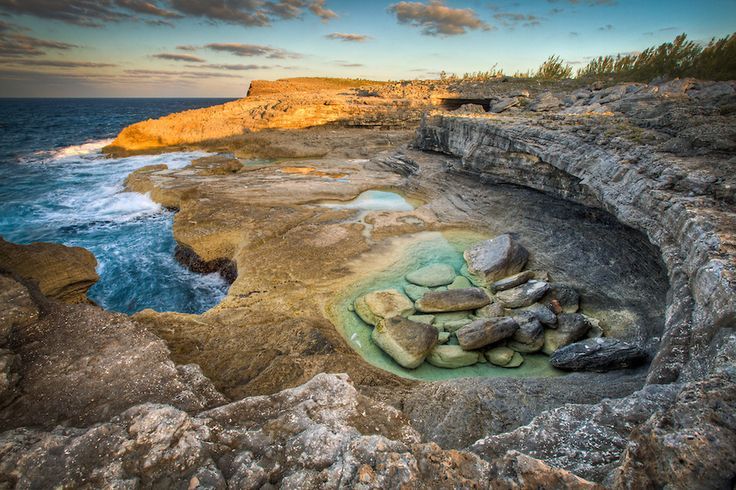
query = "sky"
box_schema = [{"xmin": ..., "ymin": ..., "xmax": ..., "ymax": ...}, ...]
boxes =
[{"xmin": 0, "ymin": 0, "xmax": 734, "ymax": 97}]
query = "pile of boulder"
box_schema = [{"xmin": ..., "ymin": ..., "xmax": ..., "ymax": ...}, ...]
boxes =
[{"xmin": 352, "ymin": 234, "xmax": 648, "ymax": 372}]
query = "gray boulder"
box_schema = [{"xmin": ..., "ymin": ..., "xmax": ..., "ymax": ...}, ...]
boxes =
[
  {"xmin": 518, "ymin": 303, "xmax": 557, "ymax": 326},
  {"xmin": 543, "ymin": 284, "xmax": 580, "ymax": 313},
  {"xmin": 416, "ymin": 288, "xmax": 491, "ymax": 313},
  {"xmin": 550, "ymin": 338, "xmax": 648, "ymax": 372},
  {"xmin": 457, "ymin": 317, "xmax": 518, "ymax": 350},
  {"xmin": 406, "ymin": 264, "xmax": 456, "ymax": 287},
  {"xmin": 490, "ymin": 97, "xmax": 520, "ymax": 113},
  {"xmin": 543, "ymin": 313, "xmax": 592, "ymax": 355},
  {"xmin": 508, "ymin": 313, "xmax": 544, "ymax": 353},
  {"xmin": 529, "ymin": 92, "xmax": 562, "ymax": 112},
  {"xmin": 464, "ymin": 235, "xmax": 529, "ymax": 285},
  {"xmin": 496, "ymin": 280, "xmax": 550, "ymax": 308},
  {"xmin": 371, "ymin": 316, "xmax": 438, "ymax": 369},
  {"xmin": 491, "ymin": 271, "xmax": 533, "ymax": 292}
]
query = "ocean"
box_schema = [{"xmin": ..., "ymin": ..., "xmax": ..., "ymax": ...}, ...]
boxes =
[{"xmin": 0, "ymin": 98, "xmax": 236, "ymax": 315}]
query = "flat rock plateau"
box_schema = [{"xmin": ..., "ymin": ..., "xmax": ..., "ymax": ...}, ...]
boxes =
[{"xmin": 1, "ymin": 76, "xmax": 735, "ymax": 488}]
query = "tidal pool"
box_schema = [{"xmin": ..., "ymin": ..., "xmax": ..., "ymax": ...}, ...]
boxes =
[
  {"xmin": 329, "ymin": 230, "xmax": 565, "ymax": 381},
  {"xmin": 321, "ymin": 189, "xmax": 417, "ymax": 212}
]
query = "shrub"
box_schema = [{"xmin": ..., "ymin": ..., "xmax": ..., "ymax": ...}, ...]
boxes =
[{"xmin": 534, "ymin": 55, "xmax": 573, "ymax": 80}]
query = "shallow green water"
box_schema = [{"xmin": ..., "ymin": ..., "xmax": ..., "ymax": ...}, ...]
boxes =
[
  {"xmin": 330, "ymin": 230, "xmax": 565, "ymax": 381},
  {"xmin": 321, "ymin": 189, "xmax": 417, "ymax": 212}
]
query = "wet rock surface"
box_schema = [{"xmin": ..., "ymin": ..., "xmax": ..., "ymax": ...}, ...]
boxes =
[
  {"xmin": 457, "ymin": 317, "xmax": 519, "ymax": 350},
  {"xmin": 463, "ymin": 234, "xmax": 529, "ymax": 284},
  {"xmin": 415, "ymin": 287, "xmax": 491, "ymax": 313},
  {"xmin": 550, "ymin": 338, "xmax": 649, "ymax": 372}
]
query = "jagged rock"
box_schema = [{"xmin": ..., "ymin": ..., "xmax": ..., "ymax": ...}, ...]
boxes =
[
  {"xmin": 0, "ymin": 349, "xmax": 19, "ymax": 409},
  {"xmin": 371, "ymin": 316, "xmax": 438, "ymax": 369},
  {"xmin": 454, "ymin": 103, "xmax": 486, "ymax": 114},
  {"xmin": 447, "ymin": 275, "xmax": 472, "ymax": 289},
  {"xmin": 415, "ymin": 288, "xmax": 491, "ymax": 313},
  {"xmin": 0, "ymin": 275, "xmax": 39, "ymax": 344},
  {"xmin": 550, "ymin": 338, "xmax": 648, "ymax": 372},
  {"xmin": 543, "ymin": 284, "xmax": 580, "ymax": 313},
  {"xmin": 496, "ymin": 280, "xmax": 550, "ymax": 308},
  {"xmin": 518, "ymin": 303, "xmax": 557, "ymax": 326},
  {"xmin": 405, "ymin": 264, "xmax": 456, "ymax": 287},
  {"xmin": 354, "ymin": 289, "xmax": 415, "ymax": 326},
  {"xmin": 529, "ymin": 92, "xmax": 562, "ymax": 112},
  {"xmin": 464, "ymin": 234, "xmax": 529, "ymax": 285},
  {"xmin": 491, "ymin": 270, "xmax": 534, "ymax": 292},
  {"xmin": 543, "ymin": 313, "xmax": 592, "ymax": 355},
  {"xmin": 457, "ymin": 317, "xmax": 518, "ymax": 350},
  {"xmin": 485, "ymin": 346, "xmax": 516, "ymax": 366},
  {"xmin": 426, "ymin": 345, "xmax": 480, "ymax": 368},
  {"xmin": 612, "ymin": 371, "xmax": 736, "ymax": 489},
  {"xmin": 507, "ymin": 313, "xmax": 544, "ymax": 353},
  {"xmin": 490, "ymin": 97, "xmax": 520, "ymax": 113},
  {"xmin": 404, "ymin": 284, "xmax": 430, "ymax": 301},
  {"xmin": 0, "ymin": 238, "xmax": 99, "ymax": 304}
]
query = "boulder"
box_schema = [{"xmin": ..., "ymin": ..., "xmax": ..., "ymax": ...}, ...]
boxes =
[
  {"xmin": 507, "ymin": 313, "xmax": 544, "ymax": 353},
  {"xmin": 475, "ymin": 302, "xmax": 505, "ymax": 318},
  {"xmin": 434, "ymin": 311, "xmax": 475, "ymax": 329},
  {"xmin": 416, "ymin": 288, "xmax": 491, "ymax": 313},
  {"xmin": 408, "ymin": 314, "xmax": 435, "ymax": 326},
  {"xmin": 454, "ymin": 103, "xmax": 486, "ymax": 114},
  {"xmin": 543, "ymin": 313, "xmax": 592, "ymax": 355},
  {"xmin": 426, "ymin": 345, "xmax": 480, "ymax": 368},
  {"xmin": 490, "ymin": 97, "xmax": 520, "ymax": 113},
  {"xmin": 406, "ymin": 264, "xmax": 456, "ymax": 287},
  {"xmin": 491, "ymin": 271, "xmax": 534, "ymax": 292},
  {"xmin": 443, "ymin": 319, "xmax": 473, "ymax": 333},
  {"xmin": 463, "ymin": 235, "xmax": 529, "ymax": 285},
  {"xmin": 518, "ymin": 303, "xmax": 557, "ymax": 326},
  {"xmin": 496, "ymin": 280, "xmax": 550, "ymax": 308},
  {"xmin": 457, "ymin": 317, "xmax": 518, "ymax": 351},
  {"xmin": 404, "ymin": 284, "xmax": 430, "ymax": 301},
  {"xmin": 354, "ymin": 289, "xmax": 414, "ymax": 326},
  {"xmin": 529, "ymin": 92, "xmax": 562, "ymax": 112},
  {"xmin": 448, "ymin": 275, "xmax": 472, "ymax": 290},
  {"xmin": 371, "ymin": 316, "xmax": 438, "ymax": 369},
  {"xmin": 505, "ymin": 352, "xmax": 525, "ymax": 368},
  {"xmin": 438, "ymin": 332, "xmax": 451, "ymax": 344},
  {"xmin": 485, "ymin": 346, "xmax": 516, "ymax": 366},
  {"xmin": 550, "ymin": 338, "xmax": 648, "ymax": 372},
  {"xmin": 543, "ymin": 285, "xmax": 579, "ymax": 313}
]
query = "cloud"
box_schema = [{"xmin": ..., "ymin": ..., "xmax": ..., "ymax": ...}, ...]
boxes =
[
  {"xmin": 0, "ymin": 0, "xmax": 336, "ymax": 27},
  {"xmin": 0, "ymin": 26, "xmax": 77, "ymax": 57},
  {"xmin": 153, "ymin": 52, "xmax": 205, "ymax": 62},
  {"xmin": 176, "ymin": 44, "xmax": 197, "ymax": 51},
  {"xmin": 205, "ymin": 43, "xmax": 301, "ymax": 59},
  {"xmin": 333, "ymin": 60, "xmax": 364, "ymax": 67},
  {"xmin": 598, "ymin": 24, "xmax": 613, "ymax": 31},
  {"xmin": 124, "ymin": 68, "xmax": 241, "ymax": 78},
  {"xmin": 184, "ymin": 63, "xmax": 273, "ymax": 70},
  {"xmin": 569, "ymin": 31, "xmax": 579, "ymax": 36},
  {"xmin": 547, "ymin": 0, "xmax": 616, "ymax": 5},
  {"xmin": 0, "ymin": 58, "xmax": 115, "ymax": 67},
  {"xmin": 493, "ymin": 12, "xmax": 542, "ymax": 28},
  {"xmin": 325, "ymin": 32, "xmax": 371, "ymax": 42},
  {"xmin": 388, "ymin": 0, "xmax": 491, "ymax": 36}
]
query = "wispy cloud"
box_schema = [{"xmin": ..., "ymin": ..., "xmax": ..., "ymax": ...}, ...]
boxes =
[
  {"xmin": 547, "ymin": 0, "xmax": 616, "ymax": 6},
  {"xmin": 0, "ymin": 58, "xmax": 116, "ymax": 68},
  {"xmin": 184, "ymin": 63, "xmax": 274, "ymax": 70},
  {"xmin": 205, "ymin": 43, "xmax": 302, "ymax": 59},
  {"xmin": 333, "ymin": 60, "xmax": 364, "ymax": 67},
  {"xmin": 598, "ymin": 24, "xmax": 614, "ymax": 31},
  {"xmin": 493, "ymin": 12, "xmax": 542, "ymax": 29},
  {"xmin": 325, "ymin": 32, "xmax": 371, "ymax": 42},
  {"xmin": 152, "ymin": 52, "xmax": 205, "ymax": 62},
  {"xmin": 0, "ymin": 23, "xmax": 77, "ymax": 57},
  {"xmin": 388, "ymin": 0, "xmax": 491, "ymax": 36}
]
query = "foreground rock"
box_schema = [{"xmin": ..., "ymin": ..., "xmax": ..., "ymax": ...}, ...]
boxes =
[
  {"xmin": 0, "ymin": 237, "xmax": 99, "ymax": 304},
  {"xmin": 491, "ymin": 270, "xmax": 534, "ymax": 292},
  {"xmin": 415, "ymin": 288, "xmax": 491, "ymax": 313},
  {"xmin": 405, "ymin": 263, "xmax": 456, "ymax": 287},
  {"xmin": 372, "ymin": 316, "xmax": 438, "ymax": 369},
  {"xmin": 354, "ymin": 289, "xmax": 414, "ymax": 325},
  {"xmin": 457, "ymin": 317, "xmax": 518, "ymax": 350},
  {"xmin": 550, "ymin": 338, "xmax": 648, "ymax": 372},
  {"xmin": 463, "ymin": 234, "xmax": 529, "ymax": 284}
]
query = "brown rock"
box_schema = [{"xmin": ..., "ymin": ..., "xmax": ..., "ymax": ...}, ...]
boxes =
[
  {"xmin": 372, "ymin": 316, "xmax": 438, "ymax": 369},
  {"xmin": 415, "ymin": 288, "xmax": 491, "ymax": 313},
  {"xmin": 457, "ymin": 317, "xmax": 519, "ymax": 350}
]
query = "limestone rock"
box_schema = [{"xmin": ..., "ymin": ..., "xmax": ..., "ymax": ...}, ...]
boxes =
[
  {"xmin": 491, "ymin": 270, "xmax": 534, "ymax": 292},
  {"xmin": 405, "ymin": 264, "xmax": 456, "ymax": 287},
  {"xmin": 529, "ymin": 92, "xmax": 562, "ymax": 112},
  {"xmin": 543, "ymin": 313, "xmax": 592, "ymax": 355},
  {"xmin": 454, "ymin": 103, "xmax": 486, "ymax": 114},
  {"xmin": 408, "ymin": 314, "xmax": 435, "ymax": 325},
  {"xmin": 496, "ymin": 280, "xmax": 550, "ymax": 308},
  {"xmin": 543, "ymin": 284, "xmax": 580, "ymax": 313},
  {"xmin": 404, "ymin": 284, "xmax": 430, "ymax": 301},
  {"xmin": 415, "ymin": 288, "xmax": 491, "ymax": 313},
  {"xmin": 426, "ymin": 345, "xmax": 480, "ymax": 368},
  {"xmin": 447, "ymin": 275, "xmax": 472, "ymax": 290},
  {"xmin": 371, "ymin": 316, "xmax": 438, "ymax": 369},
  {"xmin": 433, "ymin": 311, "xmax": 475, "ymax": 329},
  {"xmin": 490, "ymin": 97, "xmax": 520, "ymax": 113},
  {"xmin": 354, "ymin": 289, "xmax": 414, "ymax": 326},
  {"xmin": 438, "ymin": 331, "xmax": 451, "ymax": 344},
  {"xmin": 485, "ymin": 346, "xmax": 516, "ymax": 366},
  {"xmin": 443, "ymin": 319, "xmax": 473, "ymax": 333},
  {"xmin": 0, "ymin": 275, "xmax": 39, "ymax": 344},
  {"xmin": 505, "ymin": 352, "xmax": 525, "ymax": 368},
  {"xmin": 550, "ymin": 338, "xmax": 648, "ymax": 372},
  {"xmin": 463, "ymin": 234, "xmax": 529, "ymax": 285},
  {"xmin": 476, "ymin": 302, "xmax": 505, "ymax": 318},
  {"xmin": 0, "ymin": 238, "xmax": 99, "ymax": 304},
  {"xmin": 457, "ymin": 317, "xmax": 518, "ymax": 350}
]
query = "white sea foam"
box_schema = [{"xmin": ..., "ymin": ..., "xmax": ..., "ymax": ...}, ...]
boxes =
[{"xmin": 50, "ymin": 139, "xmax": 115, "ymax": 160}]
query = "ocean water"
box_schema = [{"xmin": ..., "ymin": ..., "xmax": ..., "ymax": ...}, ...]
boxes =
[{"xmin": 0, "ymin": 98, "xmax": 235, "ymax": 314}]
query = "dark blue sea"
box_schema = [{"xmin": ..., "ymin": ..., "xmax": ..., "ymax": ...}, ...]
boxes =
[{"xmin": 0, "ymin": 98, "xmax": 236, "ymax": 314}]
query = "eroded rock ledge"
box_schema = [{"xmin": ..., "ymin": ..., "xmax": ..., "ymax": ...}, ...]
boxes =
[{"xmin": 414, "ymin": 107, "xmax": 735, "ymax": 385}]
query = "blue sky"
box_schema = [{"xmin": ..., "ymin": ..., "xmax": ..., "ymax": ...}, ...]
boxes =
[{"xmin": 0, "ymin": 0, "xmax": 733, "ymax": 97}]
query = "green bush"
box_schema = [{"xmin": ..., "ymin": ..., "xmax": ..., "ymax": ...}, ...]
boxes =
[{"xmin": 534, "ymin": 55, "xmax": 573, "ymax": 80}]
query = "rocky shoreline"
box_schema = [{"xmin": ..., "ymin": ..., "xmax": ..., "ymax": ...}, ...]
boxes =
[{"xmin": 1, "ymin": 77, "xmax": 734, "ymax": 488}]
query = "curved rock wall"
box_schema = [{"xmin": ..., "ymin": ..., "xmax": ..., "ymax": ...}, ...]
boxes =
[{"xmin": 414, "ymin": 113, "xmax": 735, "ymax": 384}]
